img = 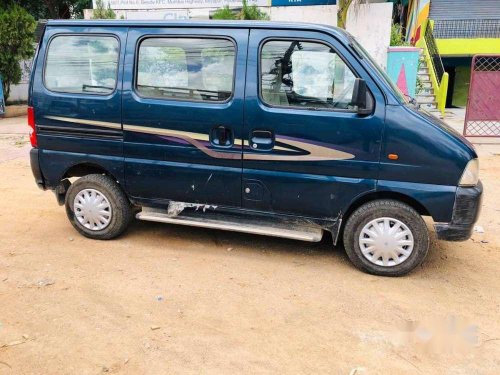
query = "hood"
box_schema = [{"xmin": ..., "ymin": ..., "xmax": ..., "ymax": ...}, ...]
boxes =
[{"xmin": 413, "ymin": 105, "xmax": 477, "ymax": 158}]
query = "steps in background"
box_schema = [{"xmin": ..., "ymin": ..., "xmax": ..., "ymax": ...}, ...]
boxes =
[{"xmin": 417, "ymin": 57, "xmax": 438, "ymax": 111}]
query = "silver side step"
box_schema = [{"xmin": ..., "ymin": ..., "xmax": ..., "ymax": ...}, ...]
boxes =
[{"xmin": 136, "ymin": 206, "xmax": 323, "ymax": 242}]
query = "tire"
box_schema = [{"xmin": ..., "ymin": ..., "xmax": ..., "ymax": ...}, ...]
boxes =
[
  {"xmin": 65, "ymin": 174, "xmax": 132, "ymax": 240},
  {"xmin": 342, "ymin": 200, "xmax": 429, "ymax": 276}
]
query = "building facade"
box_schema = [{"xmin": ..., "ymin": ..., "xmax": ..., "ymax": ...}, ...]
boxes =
[
  {"xmin": 85, "ymin": 0, "xmax": 393, "ymax": 68},
  {"xmin": 407, "ymin": 0, "xmax": 500, "ymax": 108}
]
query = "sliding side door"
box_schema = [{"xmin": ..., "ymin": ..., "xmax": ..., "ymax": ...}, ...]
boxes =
[{"xmin": 122, "ymin": 27, "xmax": 248, "ymax": 207}]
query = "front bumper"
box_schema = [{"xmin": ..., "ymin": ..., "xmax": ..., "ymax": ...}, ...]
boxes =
[{"xmin": 434, "ymin": 180, "xmax": 483, "ymax": 241}]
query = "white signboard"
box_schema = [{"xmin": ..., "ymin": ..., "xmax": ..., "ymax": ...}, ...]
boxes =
[
  {"xmin": 94, "ymin": 0, "xmax": 269, "ymax": 10},
  {"xmin": 126, "ymin": 10, "xmax": 189, "ymax": 19}
]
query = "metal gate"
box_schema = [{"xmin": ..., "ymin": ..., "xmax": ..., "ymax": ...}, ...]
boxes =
[{"xmin": 464, "ymin": 55, "xmax": 500, "ymax": 137}]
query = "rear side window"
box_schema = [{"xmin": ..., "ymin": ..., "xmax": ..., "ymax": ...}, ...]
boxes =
[
  {"xmin": 260, "ymin": 40, "xmax": 357, "ymax": 111},
  {"xmin": 44, "ymin": 35, "xmax": 119, "ymax": 95},
  {"xmin": 136, "ymin": 38, "xmax": 235, "ymax": 102}
]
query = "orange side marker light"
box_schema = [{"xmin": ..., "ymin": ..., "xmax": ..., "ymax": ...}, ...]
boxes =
[{"xmin": 388, "ymin": 153, "xmax": 399, "ymax": 160}]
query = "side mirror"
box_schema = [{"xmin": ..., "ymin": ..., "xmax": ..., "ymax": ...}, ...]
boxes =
[{"xmin": 352, "ymin": 78, "xmax": 373, "ymax": 115}]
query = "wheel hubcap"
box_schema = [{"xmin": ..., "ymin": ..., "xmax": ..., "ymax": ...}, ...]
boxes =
[
  {"xmin": 359, "ymin": 217, "xmax": 414, "ymax": 267},
  {"xmin": 74, "ymin": 188, "xmax": 112, "ymax": 231}
]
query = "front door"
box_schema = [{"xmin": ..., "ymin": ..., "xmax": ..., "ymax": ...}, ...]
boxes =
[
  {"xmin": 243, "ymin": 29, "xmax": 385, "ymax": 219},
  {"xmin": 122, "ymin": 28, "xmax": 248, "ymax": 207}
]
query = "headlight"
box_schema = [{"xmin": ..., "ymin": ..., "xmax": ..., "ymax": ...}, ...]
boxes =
[{"xmin": 459, "ymin": 159, "xmax": 479, "ymax": 187}]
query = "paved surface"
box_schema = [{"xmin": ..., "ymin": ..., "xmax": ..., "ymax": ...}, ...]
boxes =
[
  {"xmin": 442, "ymin": 108, "xmax": 500, "ymax": 144},
  {"xmin": 0, "ymin": 115, "xmax": 499, "ymax": 374},
  {"xmin": 0, "ymin": 116, "xmax": 31, "ymax": 163}
]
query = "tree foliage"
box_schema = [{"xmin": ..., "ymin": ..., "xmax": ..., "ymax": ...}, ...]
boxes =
[
  {"xmin": 91, "ymin": 0, "xmax": 116, "ymax": 19},
  {"xmin": 212, "ymin": 0, "xmax": 269, "ymax": 20},
  {"xmin": 390, "ymin": 23, "xmax": 409, "ymax": 46},
  {"xmin": 212, "ymin": 6, "xmax": 237, "ymax": 20},
  {"xmin": 0, "ymin": 4, "xmax": 36, "ymax": 101},
  {"xmin": 4, "ymin": 0, "xmax": 92, "ymax": 20}
]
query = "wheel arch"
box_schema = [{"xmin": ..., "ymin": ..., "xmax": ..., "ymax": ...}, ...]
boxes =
[
  {"xmin": 344, "ymin": 191, "xmax": 431, "ymax": 219},
  {"xmin": 62, "ymin": 162, "xmax": 120, "ymax": 182},
  {"xmin": 51, "ymin": 162, "xmax": 123, "ymax": 206},
  {"xmin": 336, "ymin": 191, "xmax": 431, "ymax": 245}
]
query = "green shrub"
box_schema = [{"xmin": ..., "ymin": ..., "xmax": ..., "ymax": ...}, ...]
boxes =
[
  {"xmin": 212, "ymin": 6, "xmax": 237, "ymax": 20},
  {"xmin": 390, "ymin": 23, "xmax": 409, "ymax": 47},
  {"xmin": 0, "ymin": 4, "xmax": 36, "ymax": 101},
  {"xmin": 212, "ymin": 0, "xmax": 269, "ymax": 20},
  {"xmin": 92, "ymin": 0, "xmax": 116, "ymax": 19}
]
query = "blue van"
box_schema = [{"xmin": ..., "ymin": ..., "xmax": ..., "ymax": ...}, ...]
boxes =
[{"xmin": 28, "ymin": 20, "xmax": 482, "ymax": 276}]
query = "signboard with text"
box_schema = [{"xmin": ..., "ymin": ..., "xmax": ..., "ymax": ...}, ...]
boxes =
[
  {"xmin": 127, "ymin": 9, "xmax": 189, "ymax": 19},
  {"xmin": 94, "ymin": 0, "xmax": 270, "ymax": 9},
  {"xmin": 271, "ymin": 0, "xmax": 335, "ymax": 6}
]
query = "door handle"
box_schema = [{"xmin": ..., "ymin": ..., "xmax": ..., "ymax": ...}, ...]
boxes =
[
  {"xmin": 250, "ymin": 130, "xmax": 274, "ymax": 151},
  {"xmin": 210, "ymin": 126, "xmax": 234, "ymax": 148}
]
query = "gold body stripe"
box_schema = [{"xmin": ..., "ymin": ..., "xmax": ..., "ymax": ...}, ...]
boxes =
[
  {"xmin": 44, "ymin": 116, "xmax": 122, "ymax": 130},
  {"xmin": 44, "ymin": 116, "xmax": 354, "ymax": 161}
]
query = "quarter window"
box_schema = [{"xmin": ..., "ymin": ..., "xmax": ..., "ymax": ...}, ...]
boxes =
[
  {"xmin": 44, "ymin": 35, "xmax": 119, "ymax": 95},
  {"xmin": 260, "ymin": 40, "xmax": 357, "ymax": 110},
  {"xmin": 136, "ymin": 38, "xmax": 235, "ymax": 102}
]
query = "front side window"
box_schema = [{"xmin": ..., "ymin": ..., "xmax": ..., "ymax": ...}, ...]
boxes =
[
  {"xmin": 44, "ymin": 35, "xmax": 119, "ymax": 95},
  {"xmin": 260, "ymin": 40, "xmax": 357, "ymax": 110},
  {"xmin": 136, "ymin": 38, "xmax": 235, "ymax": 102}
]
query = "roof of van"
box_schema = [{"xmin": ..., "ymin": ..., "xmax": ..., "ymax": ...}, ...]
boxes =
[{"xmin": 45, "ymin": 20, "xmax": 352, "ymax": 44}]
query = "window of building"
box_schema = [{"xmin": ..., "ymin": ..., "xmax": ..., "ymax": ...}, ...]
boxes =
[
  {"xmin": 44, "ymin": 35, "xmax": 119, "ymax": 95},
  {"xmin": 260, "ymin": 40, "xmax": 358, "ymax": 110},
  {"xmin": 136, "ymin": 38, "xmax": 235, "ymax": 102}
]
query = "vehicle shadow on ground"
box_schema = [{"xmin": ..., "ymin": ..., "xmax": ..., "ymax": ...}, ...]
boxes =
[
  {"xmin": 126, "ymin": 218, "xmax": 343, "ymax": 257},
  {"xmin": 124, "ymin": 218, "xmax": 447, "ymax": 276}
]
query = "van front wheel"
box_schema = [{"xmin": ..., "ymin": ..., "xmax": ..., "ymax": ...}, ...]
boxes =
[
  {"xmin": 65, "ymin": 174, "xmax": 132, "ymax": 240},
  {"xmin": 343, "ymin": 200, "xmax": 429, "ymax": 276}
]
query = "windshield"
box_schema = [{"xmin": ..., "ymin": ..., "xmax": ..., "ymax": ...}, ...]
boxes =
[{"xmin": 350, "ymin": 38, "xmax": 408, "ymax": 104}]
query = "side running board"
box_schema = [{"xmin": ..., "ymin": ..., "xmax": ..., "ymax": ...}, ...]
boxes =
[{"xmin": 136, "ymin": 205, "xmax": 323, "ymax": 242}]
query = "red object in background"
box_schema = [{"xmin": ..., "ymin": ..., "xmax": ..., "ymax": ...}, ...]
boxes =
[
  {"xmin": 411, "ymin": 26, "xmax": 421, "ymax": 46},
  {"xmin": 464, "ymin": 55, "xmax": 500, "ymax": 137},
  {"xmin": 27, "ymin": 106, "xmax": 37, "ymax": 147}
]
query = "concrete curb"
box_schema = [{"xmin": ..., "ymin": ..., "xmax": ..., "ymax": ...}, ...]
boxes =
[{"xmin": 1, "ymin": 105, "xmax": 27, "ymax": 118}]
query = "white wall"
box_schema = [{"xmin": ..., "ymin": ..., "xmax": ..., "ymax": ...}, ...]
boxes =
[
  {"xmin": 8, "ymin": 83, "xmax": 29, "ymax": 103},
  {"xmin": 344, "ymin": 3, "xmax": 393, "ymax": 69},
  {"xmin": 269, "ymin": 5, "xmax": 337, "ymax": 26},
  {"xmin": 269, "ymin": 2, "xmax": 393, "ymax": 68},
  {"xmin": 6, "ymin": 59, "xmax": 32, "ymax": 103}
]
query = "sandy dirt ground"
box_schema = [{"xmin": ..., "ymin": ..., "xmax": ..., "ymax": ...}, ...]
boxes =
[{"xmin": 0, "ymin": 116, "xmax": 499, "ymax": 374}]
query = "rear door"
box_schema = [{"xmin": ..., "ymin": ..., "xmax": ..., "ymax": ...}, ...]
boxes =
[
  {"xmin": 243, "ymin": 29, "xmax": 385, "ymax": 218},
  {"xmin": 122, "ymin": 27, "xmax": 248, "ymax": 207}
]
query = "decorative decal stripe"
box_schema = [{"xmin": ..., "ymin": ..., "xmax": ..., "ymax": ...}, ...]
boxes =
[
  {"xmin": 44, "ymin": 116, "xmax": 122, "ymax": 130},
  {"xmin": 124, "ymin": 124, "xmax": 209, "ymax": 142},
  {"xmin": 124, "ymin": 124, "xmax": 241, "ymax": 160},
  {"xmin": 242, "ymin": 139, "xmax": 291, "ymax": 152},
  {"xmin": 243, "ymin": 136, "xmax": 355, "ymax": 161},
  {"xmin": 42, "ymin": 117, "xmax": 354, "ymax": 161}
]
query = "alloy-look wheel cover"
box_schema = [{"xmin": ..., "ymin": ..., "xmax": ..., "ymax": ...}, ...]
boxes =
[
  {"xmin": 74, "ymin": 188, "xmax": 112, "ymax": 231},
  {"xmin": 358, "ymin": 217, "xmax": 414, "ymax": 267}
]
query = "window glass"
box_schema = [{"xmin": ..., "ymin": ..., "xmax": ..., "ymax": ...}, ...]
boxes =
[
  {"xmin": 45, "ymin": 35, "xmax": 119, "ymax": 94},
  {"xmin": 260, "ymin": 40, "xmax": 357, "ymax": 110},
  {"xmin": 137, "ymin": 38, "xmax": 235, "ymax": 102}
]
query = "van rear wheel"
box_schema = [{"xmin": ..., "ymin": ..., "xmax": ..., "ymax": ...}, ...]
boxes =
[
  {"xmin": 342, "ymin": 200, "xmax": 429, "ymax": 276},
  {"xmin": 65, "ymin": 174, "xmax": 132, "ymax": 240}
]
